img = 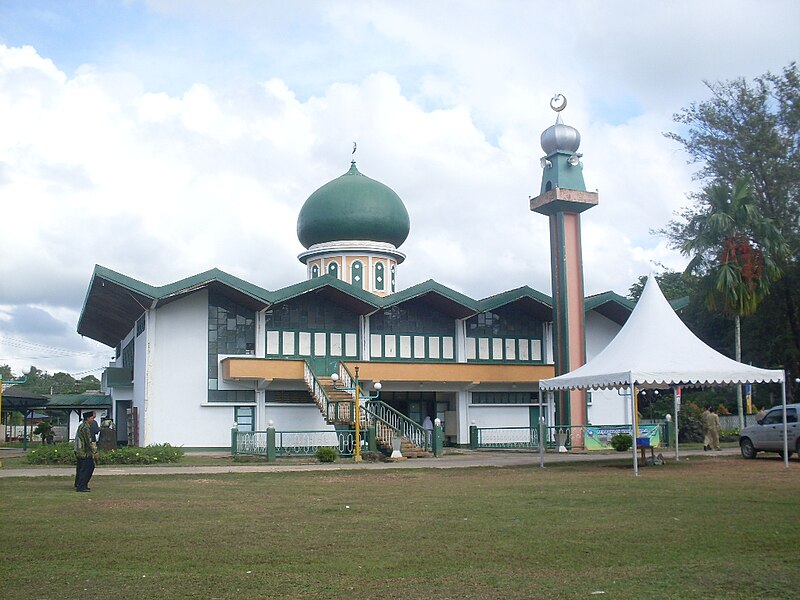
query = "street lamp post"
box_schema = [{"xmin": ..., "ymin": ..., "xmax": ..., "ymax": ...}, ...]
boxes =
[{"xmin": 330, "ymin": 366, "xmax": 381, "ymax": 462}]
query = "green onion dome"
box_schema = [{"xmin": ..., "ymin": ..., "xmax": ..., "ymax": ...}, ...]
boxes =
[{"xmin": 297, "ymin": 161, "xmax": 411, "ymax": 249}]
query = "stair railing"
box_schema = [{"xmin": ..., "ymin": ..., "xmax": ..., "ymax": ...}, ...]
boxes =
[
  {"xmin": 336, "ymin": 362, "xmax": 429, "ymax": 452},
  {"xmin": 364, "ymin": 400, "xmax": 430, "ymax": 452},
  {"xmin": 303, "ymin": 361, "xmax": 350, "ymax": 423}
]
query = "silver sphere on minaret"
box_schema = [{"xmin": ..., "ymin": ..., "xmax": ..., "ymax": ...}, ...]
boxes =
[{"xmin": 540, "ymin": 94, "xmax": 581, "ymax": 155}]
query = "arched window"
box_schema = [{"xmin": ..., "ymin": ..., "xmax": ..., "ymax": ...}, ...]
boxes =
[
  {"xmin": 311, "ymin": 265, "xmax": 319, "ymax": 278},
  {"xmin": 374, "ymin": 262, "xmax": 385, "ymax": 291},
  {"xmin": 390, "ymin": 265, "xmax": 396, "ymax": 292},
  {"xmin": 351, "ymin": 261, "xmax": 363, "ymax": 289},
  {"xmin": 328, "ymin": 261, "xmax": 339, "ymax": 279}
]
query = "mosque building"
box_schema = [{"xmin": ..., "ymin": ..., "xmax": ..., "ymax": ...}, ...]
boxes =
[{"xmin": 77, "ymin": 100, "xmax": 634, "ymax": 451}]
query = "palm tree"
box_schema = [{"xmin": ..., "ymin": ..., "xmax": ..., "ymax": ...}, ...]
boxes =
[{"xmin": 680, "ymin": 177, "xmax": 787, "ymax": 428}]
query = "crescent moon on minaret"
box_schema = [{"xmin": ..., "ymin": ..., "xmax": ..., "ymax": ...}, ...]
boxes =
[{"xmin": 550, "ymin": 94, "xmax": 567, "ymax": 112}]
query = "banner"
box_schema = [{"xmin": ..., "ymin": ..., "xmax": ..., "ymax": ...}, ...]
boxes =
[{"xmin": 584, "ymin": 424, "xmax": 661, "ymax": 451}]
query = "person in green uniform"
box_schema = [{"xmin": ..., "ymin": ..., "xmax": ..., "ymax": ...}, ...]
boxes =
[{"xmin": 75, "ymin": 412, "xmax": 98, "ymax": 492}]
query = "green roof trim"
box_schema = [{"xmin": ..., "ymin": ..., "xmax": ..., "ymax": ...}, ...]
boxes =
[
  {"xmin": 271, "ymin": 274, "xmax": 380, "ymax": 306},
  {"xmin": 78, "ymin": 265, "xmax": 275, "ymax": 347},
  {"xmin": 478, "ymin": 285, "xmax": 553, "ymax": 311},
  {"xmin": 46, "ymin": 394, "xmax": 112, "ymax": 408},
  {"xmin": 584, "ymin": 291, "xmax": 635, "ymax": 326},
  {"xmin": 80, "ymin": 263, "xmax": 657, "ymax": 350},
  {"xmin": 379, "ymin": 279, "xmax": 479, "ymax": 319}
]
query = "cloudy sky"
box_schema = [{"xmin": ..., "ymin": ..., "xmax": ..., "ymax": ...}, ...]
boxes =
[{"xmin": 0, "ymin": 0, "xmax": 797, "ymax": 377}]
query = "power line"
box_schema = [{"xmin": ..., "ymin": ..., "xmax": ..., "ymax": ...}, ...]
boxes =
[{"xmin": 0, "ymin": 335, "xmax": 108, "ymax": 357}]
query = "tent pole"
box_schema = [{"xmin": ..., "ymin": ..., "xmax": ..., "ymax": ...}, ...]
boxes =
[
  {"xmin": 674, "ymin": 386, "xmax": 680, "ymax": 462},
  {"xmin": 630, "ymin": 373, "xmax": 638, "ymax": 476},
  {"xmin": 782, "ymin": 376, "xmax": 788, "ymax": 469}
]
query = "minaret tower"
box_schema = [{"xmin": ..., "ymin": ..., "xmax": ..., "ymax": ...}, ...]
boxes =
[{"xmin": 530, "ymin": 95, "xmax": 598, "ymax": 428}]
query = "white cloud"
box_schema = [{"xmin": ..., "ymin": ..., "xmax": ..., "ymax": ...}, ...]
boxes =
[{"xmin": 1, "ymin": 0, "xmax": 797, "ymax": 373}]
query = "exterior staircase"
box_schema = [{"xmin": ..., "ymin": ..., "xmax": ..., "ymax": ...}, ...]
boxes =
[{"xmin": 303, "ymin": 361, "xmax": 432, "ymax": 458}]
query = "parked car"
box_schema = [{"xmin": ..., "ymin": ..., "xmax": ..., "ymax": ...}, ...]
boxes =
[{"xmin": 739, "ymin": 403, "xmax": 800, "ymax": 459}]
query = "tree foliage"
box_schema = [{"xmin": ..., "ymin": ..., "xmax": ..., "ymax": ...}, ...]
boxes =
[
  {"xmin": 677, "ymin": 178, "xmax": 786, "ymax": 317},
  {"xmin": 0, "ymin": 364, "xmax": 100, "ymax": 396},
  {"xmin": 627, "ymin": 269, "xmax": 694, "ymax": 303},
  {"xmin": 663, "ymin": 62, "xmax": 800, "ymax": 395}
]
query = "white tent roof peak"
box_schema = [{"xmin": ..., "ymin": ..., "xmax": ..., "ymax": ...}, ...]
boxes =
[{"xmin": 540, "ymin": 275, "xmax": 784, "ymax": 391}]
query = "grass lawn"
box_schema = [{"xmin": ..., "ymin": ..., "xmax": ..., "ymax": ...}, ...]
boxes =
[{"xmin": 1, "ymin": 456, "xmax": 798, "ymax": 599}]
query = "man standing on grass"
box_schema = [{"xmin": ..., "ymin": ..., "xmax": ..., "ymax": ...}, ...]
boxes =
[
  {"xmin": 74, "ymin": 412, "xmax": 98, "ymax": 492},
  {"xmin": 708, "ymin": 407, "xmax": 722, "ymax": 451},
  {"xmin": 701, "ymin": 406, "xmax": 712, "ymax": 451}
]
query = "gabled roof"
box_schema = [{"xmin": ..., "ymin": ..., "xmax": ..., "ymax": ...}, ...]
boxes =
[
  {"xmin": 380, "ymin": 280, "xmax": 479, "ymax": 319},
  {"xmin": 270, "ymin": 274, "xmax": 382, "ymax": 313},
  {"xmin": 0, "ymin": 388, "xmax": 48, "ymax": 412},
  {"xmin": 78, "ymin": 265, "xmax": 274, "ymax": 347},
  {"xmin": 478, "ymin": 286, "xmax": 553, "ymax": 321},
  {"xmin": 79, "ymin": 264, "xmax": 651, "ymax": 350},
  {"xmin": 584, "ymin": 291, "xmax": 636, "ymax": 325},
  {"xmin": 156, "ymin": 268, "xmax": 273, "ymax": 309}
]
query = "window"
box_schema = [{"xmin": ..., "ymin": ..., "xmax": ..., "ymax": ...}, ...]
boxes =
[
  {"xmin": 208, "ymin": 390, "xmax": 255, "ymax": 403},
  {"xmin": 235, "ymin": 406, "xmax": 254, "ymax": 432},
  {"xmin": 375, "ymin": 262, "xmax": 385, "ymax": 291},
  {"xmin": 264, "ymin": 297, "xmax": 359, "ymax": 331},
  {"xmin": 472, "ymin": 392, "xmax": 539, "ymax": 405},
  {"xmin": 328, "ymin": 261, "xmax": 339, "ymax": 279},
  {"xmin": 467, "ymin": 306, "xmax": 543, "ymax": 338},
  {"xmin": 371, "ymin": 299, "xmax": 454, "ymax": 335},
  {"xmin": 390, "ymin": 265, "xmax": 396, "ymax": 292},
  {"xmin": 122, "ymin": 340, "xmax": 135, "ymax": 377},
  {"xmin": 765, "ymin": 408, "xmax": 797, "ymax": 424},
  {"xmin": 208, "ymin": 291, "xmax": 256, "ymax": 400},
  {"xmin": 266, "ymin": 390, "xmax": 314, "ymax": 404},
  {"xmin": 136, "ymin": 315, "xmax": 146, "ymax": 336},
  {"xmin": 311, "ymin": 265, "xmax": 319, "ymax": 278},
  {"xmin": 351, "ymin": 261, "xmax": 363, "ymax": 289}
]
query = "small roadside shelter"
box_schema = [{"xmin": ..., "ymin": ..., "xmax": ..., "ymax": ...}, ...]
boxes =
[{"xmin": 539, "ymin": 276, "xmax": 786, "ymax": 474}]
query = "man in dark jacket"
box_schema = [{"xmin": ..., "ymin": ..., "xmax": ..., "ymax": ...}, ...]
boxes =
[{"xmin": 74, "ymin": 412, "xmax": 98, "ymax": 492}]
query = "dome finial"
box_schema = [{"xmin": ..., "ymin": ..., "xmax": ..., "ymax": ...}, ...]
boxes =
[
  {"xmin": 550, "ymin": 93, "xmax": 567, "ymax": 113},
  {"xmin": 352, "ymin": 141, "xmax": 357, "ymax": 163}
]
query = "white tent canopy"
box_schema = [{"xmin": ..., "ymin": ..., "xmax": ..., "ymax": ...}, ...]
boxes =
[
  {"xmin": 540, "ymin": 275, "xmax": 784, "ymax": 392},
  {"xmin": 539, "ymin": 275, "xmax": 786, "ymax": 474}
]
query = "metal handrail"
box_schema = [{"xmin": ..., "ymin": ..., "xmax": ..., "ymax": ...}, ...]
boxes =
[
  {"xmin": 337, "ymin": 362, "xmax": 428, "ymax": 451},
  {"xmin": 365, "ymin": 399, "xmax": 429, "ymax": 451},
  {"xmin": 303, "ymin": 362, "xmax": 350, "ymax": 423}
]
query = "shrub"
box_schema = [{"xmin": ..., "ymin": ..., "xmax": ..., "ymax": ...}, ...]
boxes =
[
  {"xmin": 27, "ymin": 443, "xmax": 74, "ymax": 465},
  {"xmin": 100, "ymin": 443, "xmax": 184, "ymax": 465},
  {"xmin": 610, "ymin": 433, "xmax": 633, "ymax": 452},
  {"xmin": 26, "ymin": 443, "xmax": 184, "ymax": 465},
  {"xmin": 316, "ymin": 447, "xmax": 339, "ymax": 463}
]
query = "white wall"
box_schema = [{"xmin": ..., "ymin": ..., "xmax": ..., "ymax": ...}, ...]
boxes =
[
  {"xmin": 585, "ymin": 311, "xmax": 629, "ymax": 425},
  {"xmin": 263, "ymin": 404, "xmax": 333, "ymax": 431},
  {"xmin": 146, "ymin": 289, "xmax": 236, "ymax": 447},
  {"xmin": 468, "ymin": 405, "xmax": 530, "ymax": 428}
]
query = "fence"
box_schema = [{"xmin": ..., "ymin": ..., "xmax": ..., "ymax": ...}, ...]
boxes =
[
  {"xmin": 470, "ymin": 423, "xmax": 670, "ymax": 451},
  {"xmin": 232, "ymin": 428, "xmax": 356, "ymax": 459}
]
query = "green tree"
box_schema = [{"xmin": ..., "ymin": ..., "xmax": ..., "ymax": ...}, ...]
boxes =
[
  {"xmin": 627, "ymin": 269, "xmax": 694, "ymax": 303},
  {"xmin": 665, "ymin": 62, "xmax": 800, "ymax": 401},
  {"xmin": 667, "ymin": 178, "xmax": 786, "ymax": 427}
]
